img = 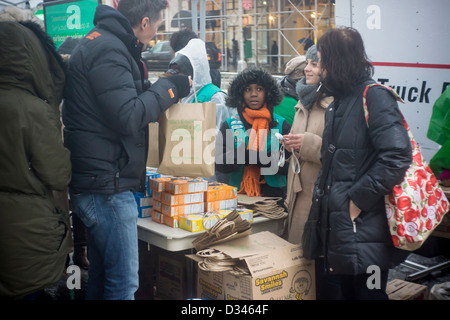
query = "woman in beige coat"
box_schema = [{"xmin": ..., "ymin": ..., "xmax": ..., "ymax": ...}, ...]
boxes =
[{"xmin": 283, "ymin": 45, "xmax": 333, "ymax": 244}]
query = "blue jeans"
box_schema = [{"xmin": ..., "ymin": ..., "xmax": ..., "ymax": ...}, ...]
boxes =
[{"xmin": 70, "ymin": 191, "xmax": 139, "ymax": 300}]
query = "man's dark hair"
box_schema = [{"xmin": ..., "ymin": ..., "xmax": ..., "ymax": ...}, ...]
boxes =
[
  {"xmin": 169, "ymin": 28, "xmax": 198, "ymax": 52},
  {"xmin": 117, "ymin": 0, "xmax": 167, "ymax": 28},
  {"xmin": 317, "ymin": 27, "xmax": 374, "ymax": 98}
]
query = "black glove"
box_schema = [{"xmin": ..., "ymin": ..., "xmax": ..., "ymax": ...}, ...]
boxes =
[{"xmin": 166, "ymin": 75, "xmax": 190, "ymax": 99}]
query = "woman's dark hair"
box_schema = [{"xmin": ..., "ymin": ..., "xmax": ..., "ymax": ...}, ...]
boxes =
[
  {"xmin": 226, "ymin": 67, "xmax": 283, "ymax": 113},
  {"xmin": 317, "ymin": 27, "xmax": 374, "ymax": 97},
  {"xmin": 118, "ymin": 0, "xmax": 167, "ymax": 28}
]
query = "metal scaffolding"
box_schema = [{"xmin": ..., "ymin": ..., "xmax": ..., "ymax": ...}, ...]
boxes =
[{"xmin": 164, "ymin": 0, "xmax": 335, "ymax": 74}]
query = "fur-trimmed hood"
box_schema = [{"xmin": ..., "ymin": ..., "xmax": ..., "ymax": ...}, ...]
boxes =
[
  {"xmin": 0, "ymin": 20, "xmax": 65, "ymax": 108},
  {"xmin": 226, "ymin": 67, "xmax": 283, "ymax": 114}
]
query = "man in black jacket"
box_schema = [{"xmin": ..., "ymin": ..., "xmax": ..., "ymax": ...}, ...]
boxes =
[{"xmin": 62, "ymin": 0, "xmax": 191, "ymax": 300}]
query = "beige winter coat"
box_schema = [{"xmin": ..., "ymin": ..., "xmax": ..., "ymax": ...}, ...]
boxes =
[{"xmin": 285, "ymin": 96, "xmax": 333, "ymax": 244}]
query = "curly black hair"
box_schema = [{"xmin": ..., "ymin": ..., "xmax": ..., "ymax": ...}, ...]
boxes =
[{"xmin": 226, "ymin": 67, "xmax": 283, "ymax": 114}]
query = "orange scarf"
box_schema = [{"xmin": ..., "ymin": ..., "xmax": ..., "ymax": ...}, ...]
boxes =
[{"xmin": 238, "ymin": 104, "xmax": 272, "ymax": 197}]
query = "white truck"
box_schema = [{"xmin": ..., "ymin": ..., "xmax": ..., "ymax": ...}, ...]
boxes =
[{"xmin": 335, "ymin": 0, "xmax": 450, "ymax": 162}]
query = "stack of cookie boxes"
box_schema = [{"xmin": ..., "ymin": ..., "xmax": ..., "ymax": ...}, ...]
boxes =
[
  {"xmin": 150, "ymin": 177, "xmax": 209, "ymax": 228},
  {"xmin": 148, "ymin": 177, "xmax": 246, "ymax": 231},
  {"xmin": 133, "ymin": 167, "xmax": 161, "ymax": 218},
  {"xmin": 179, "ymin": 183, "xmax": 247, "ymax": 232}
]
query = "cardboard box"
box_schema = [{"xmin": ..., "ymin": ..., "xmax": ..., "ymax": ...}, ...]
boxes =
[
  {"xmin": 161, "ymin": 202, "xmax": 205, "ymax": 217},
  {"xmin": 153, "ymin": 191, "xmax": 162, "ymax": 202},
  {"xmin": 163, "ymin": 215, "xmax": 179, "ymax": 228},
  {"xmin": 134, "ymin": 192, "xmax": 153, "ymax": 207},
  {"xmin": 134, "ymin": 192, "xmax": 153, "ymax": 218},
  {"xmin": 152, "ymin": 211, "xmax": 164, "ymax": 224},
  {"xmin": 197, "ymin": 268, "xmax": 225, "ymax": 300},
  {"xmin": 153, "ymin": 199, "xmax": 163, "ymax": 213},
  {"xmin": 205, "ymin": 198, "xmax": 238, "ymax": 212},
  {"xmin": 386, "ymin": 279, "xmax": 428, "ymax": 300},
  {"xmin": 161, "ymin": 192, "xmax": 204, "ymax": 206},
  {"xmin": 145, "ymin": 168, "xmax": 160, "ymax": 196},
  {"xmin": 155, "ymin": 248, "xmax": 188, "ymax": 300},
  {"xmin": 193, "ymin": 231, "xmax": 316, "ymax": 300},
  {"xmin": 165, "ymin": 178, "xmax": 208, "ymax": 195},
  {"xmin": 138, "ymin": 206, "xmax": 152, "ymax": 218},
  {"xmin": 205, "ymin": 183, "xmax": 237, "ymax": 202},
  {"xmin": 433, "ymin": 214, "xmax": 450, "ymax": 239},
  {"xmin": 179, "ymin": 207, "xmax": 253, "ymax": 232},
  {"xmin": 149, "ymin": 177, "xmax": 171, "ymax": 192}
]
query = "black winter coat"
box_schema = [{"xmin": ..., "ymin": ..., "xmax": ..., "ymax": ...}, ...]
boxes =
[
  {"xmin": 63, "ymin": 5, "xmax": 188, "ymax": 194},
  {"xmin": 317, "ymin": 78, "xmax": 412, "ymax": 275}
]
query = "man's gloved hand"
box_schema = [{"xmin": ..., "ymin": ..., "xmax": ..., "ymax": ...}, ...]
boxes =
[{"xmin": 166, "ymin": 75, "xmax": 191, "ymax": 99}]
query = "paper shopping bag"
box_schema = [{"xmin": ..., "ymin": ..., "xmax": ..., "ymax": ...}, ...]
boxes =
[
  {"xmin": 158, "ymin": 101, "xmax": 216, "ymax": 177},
  {"xmin": 146, "ymin": 122, "xmax": 159, "ymax": 168}
]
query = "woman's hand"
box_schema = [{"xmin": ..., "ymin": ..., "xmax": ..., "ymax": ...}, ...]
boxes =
[
  {"xmin": 349, "ymin": 200, "xmax": 362, "ymax": 221},
  {"xmin": 282, "ymin": 133, "xmax": 304, "ymax": 151}
]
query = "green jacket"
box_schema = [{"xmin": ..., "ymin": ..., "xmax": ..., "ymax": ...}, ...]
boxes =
[
  {"xmin": 427, "ymin": 85, "xmax": 450, "ymax": 177},
  {"xmin": 274, "ymin": 95, "xmax": 297, "ymax": 125},
  {"xmin": 0, "ymin": 21, "xmax": 72, "ymax": 299}
]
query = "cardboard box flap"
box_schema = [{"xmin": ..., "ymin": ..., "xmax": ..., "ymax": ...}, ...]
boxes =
[
  {"xmin": 211, "ymin": 231, "xmax": 292, "ymax": 259},
  {"xmin": 386, "ymin": 279, "xmax": 428, "ymax": 300},
  {"xmin": 244, "ymin": 244, "xmax": 303, "ymax": 277}
]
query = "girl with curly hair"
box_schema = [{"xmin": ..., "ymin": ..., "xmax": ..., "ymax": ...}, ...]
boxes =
[{"xmin": 216, "ymin": 67, "xmax": 291, "ymax": 199}]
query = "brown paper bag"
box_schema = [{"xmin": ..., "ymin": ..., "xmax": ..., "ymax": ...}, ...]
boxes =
[
  {"xmin": 157, "ymin": 101, "xmax": 216, "ymax": 177},
  {"xmin": 146, "ymin": 122, "xmax": 160, "ymax": 168}
]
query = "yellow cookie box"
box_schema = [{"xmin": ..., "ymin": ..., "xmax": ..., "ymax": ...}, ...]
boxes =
[{"xmin": 179, "ymin": 207, "xmax": 253, "ymax": 232}]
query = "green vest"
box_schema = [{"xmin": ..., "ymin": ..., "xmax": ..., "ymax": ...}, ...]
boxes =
[
  {"xmin": 226, "ymin": 113, "xmax": 287, "ymax": 190},
  {"xmin": 191, "ymin": 83, "xmax": 224, "ymax": 103}
]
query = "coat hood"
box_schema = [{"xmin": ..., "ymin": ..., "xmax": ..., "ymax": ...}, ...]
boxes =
[
  {"xmin": 226, "ymin": 67, "xmax": 283, "ymax": 113},
  {"xmin": 94, "ymin": 4, "xmax": 134, "ymax": 36},
  {"xmin": 175, "ymin": 38, "xmax": 212, "ymax": 90},
  {"xmin": 0, "ymin": 21, "xmax": 65, "ymax": 107},
  {"xmin": 279, "ymin": 75, "xmax": 298, "ymax": 99}
]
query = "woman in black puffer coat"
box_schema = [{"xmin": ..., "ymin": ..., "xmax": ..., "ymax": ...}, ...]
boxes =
[{"xmin": 311, "ymin": 27, "xmax": 412, "ymax": 300}]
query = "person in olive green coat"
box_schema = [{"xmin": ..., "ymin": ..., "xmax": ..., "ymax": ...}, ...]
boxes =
[{"xmin": 0, "ymin": 12, "xmax": 72, "ymax": 299}]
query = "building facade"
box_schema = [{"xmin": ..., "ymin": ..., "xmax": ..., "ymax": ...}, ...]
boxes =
[{"xmin": 158, "ymin": 0, "xmax": 335, "ymax": 73}]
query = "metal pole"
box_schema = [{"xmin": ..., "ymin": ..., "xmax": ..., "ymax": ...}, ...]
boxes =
[
  {"xmin": 314, "ymin": 0, "xmax": 318, "ymax": 43},
  {"xmin": 254, "ymin": 0, "xmax": 258, "ymax": 68},
  {"xmin": 199, "ymin": 0, "xmax": 206, "ymax": 41},
  {"xmin": 277, "ymin": 0, "xmax": 281, "ymax": 73},
  {"xmin": 222, "ymin": 0, "xmax": 227, "ymax": 71},
  {"xmin": 191, "ymin": 0, "xmax": 198, "ymax": 34},
  {"xmin": 237, "ymin": 0, "xmax": 247, "ymax": 72},
  {"xmin": 405, "ymin": 261, "xmax": 450, "ymax": 282}
]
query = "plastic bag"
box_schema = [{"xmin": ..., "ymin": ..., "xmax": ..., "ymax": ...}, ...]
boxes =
[{"xmin": 430, "ymin": 282, "xmax": 450, "ymax": 300}]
